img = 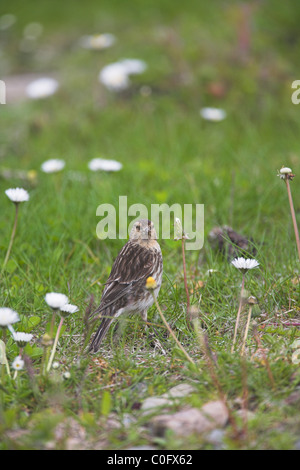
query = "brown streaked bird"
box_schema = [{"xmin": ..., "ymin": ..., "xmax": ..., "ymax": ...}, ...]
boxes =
[{"xmin": 89, "ymin": 219, "xmax": 163, "ymax": 352}]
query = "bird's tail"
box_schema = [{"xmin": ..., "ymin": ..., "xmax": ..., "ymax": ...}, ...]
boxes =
[{"xmin": 88, "ymin": 310, "xmax": 114, "ymax": 353}]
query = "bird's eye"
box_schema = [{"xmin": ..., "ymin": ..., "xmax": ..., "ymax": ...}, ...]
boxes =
[{"xmin": 136, "ymin": 225, "xmax": 140, "ymax": 231}]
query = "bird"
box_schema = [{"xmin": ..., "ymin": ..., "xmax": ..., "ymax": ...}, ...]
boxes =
[
  {"xmin": 89, "ymin": 219, "xmax": 163, "ymax": 352},
  {"xmin": 208, "ymin": 225, "xmax": 256, "ymax": 260}
]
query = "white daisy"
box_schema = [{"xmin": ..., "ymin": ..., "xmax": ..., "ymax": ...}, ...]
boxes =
[
  {"xmin": 231, "ymin": 257, "xmax": 259, "ymax": 272},
  {"xmin": 59, "ymin": 303, "xmax": 79, "ymax": 316},
  {"xmin": 45, "ymin": 292, "xmax": 69, "ymax": 309},
  {"xmin": 12, "ymin": 332, "xmax": 33, "ymax": 347},
  {"xmin": 118, "ymin": 59, "xmax": 147, "ymax": 75},
  {"xmin": 41, "ymin": 159, "xmax": 65, "ymax": 173},
  {"xmin": 0, "ymin": 308, "xmax": 20, "ymax": 327},
  {"xmin": 99, "ymin": 63, "xmax": 130, "ymax": 91},
  {"xmin": 200, "ymin": 107, "xmax": 227, "ymax": 122},
  {"xmin": 63, "ymin": 371, "xmax": 71, "ymax": 379},
  {"xmin": 99, "ymin": 58, "xmax": 146, "ymax": 91},
  {"xmin": 278, "ymin": 167, "xmax": 293, "ymax": 180},
  {"xmin": 280, "ymin": 167, "xmax": 292, "ymax": 175},
  {"xmin": 26, "ymin": 77, "xmax": 59, "ymax": 99},
  {"xmin": 12, "ymin": 355, "xmax": 24, "ymax": 371},
  {"xmin": 79, "ymin": 33, "xmax": 116, "ymax": 50},
  {"xmin": 5, "ymin": 187, "xmax": 29, "ymax": 203},
  {"xmin": 88, "ymin": 158, "xmax": 122, "ymax": 172}
]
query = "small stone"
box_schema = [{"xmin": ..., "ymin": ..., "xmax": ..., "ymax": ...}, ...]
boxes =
[
  {"xmin": 141, "ymin": 397, "xmax": 170, "ymax": 412},
  {"xmin": 205, "ymin": 428, "xmax": 225, "ymax": 449},
  {"xmin": 161, "ymin": 383, "xmax": 195, "ymax": 399},
  {"xmin": 141, "ymin": 383, "xmax": 195, "ymax": 414},
  {"xmin": 151, "ymin": 401, "xmax": 229, "ymax": 437}
]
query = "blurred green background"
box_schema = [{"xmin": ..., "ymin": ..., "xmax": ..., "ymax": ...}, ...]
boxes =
[{"xmin": 1, "ymin": 0, "xmax": 300, "ymax": 451}]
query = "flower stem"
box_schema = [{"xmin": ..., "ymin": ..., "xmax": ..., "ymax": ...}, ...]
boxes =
[
  {"xmin": 151, "ymin": 291, "xmax": 195, "ymax": 365},
  {"xmin": 241, "ymin": 306, "xmax": 252, "ymax": 356},
  {"xmin": 285, "ymin": 179, "xmax": 300, "ymax": 262},
  {"xmin": 2, "ymin": 203, "xmax": 19, "ymax": 271},
  {"xmin": 43, "ymin": 310, "xmax": 57, "ymax": 374},
  {"xmin": 181, "ymin": 237, "xmax": 191, "ymax": 328},
  {"xmin": 46, "ymin": 316, "xmax": 64, "ymax": 372},
  {"xmin": 49, "ymin": 309, "xmax": 57, "ymax": 337},
  {"xmin": 231, "ymin": 272, "xmax": 245, "ymax": 353}
]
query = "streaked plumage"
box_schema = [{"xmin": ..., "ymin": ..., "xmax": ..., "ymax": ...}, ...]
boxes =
[{"xmin": 89, "ymin": 219, "xmax": 163, "ymax": 352}]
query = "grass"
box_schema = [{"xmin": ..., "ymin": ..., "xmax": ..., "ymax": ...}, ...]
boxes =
[{"xmin": 0, "ymin": 0, "xmax": 300, "ymax": 450}]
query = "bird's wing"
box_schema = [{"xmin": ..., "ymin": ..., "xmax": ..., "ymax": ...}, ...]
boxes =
[{"xmin": 93, "ymin": 240, "xmax": 160, "ymax": 314}]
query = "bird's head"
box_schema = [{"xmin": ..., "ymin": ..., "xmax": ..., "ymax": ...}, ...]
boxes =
[{"xmin": 129, "ymin": 219, "xmax": 157, "ymax": 242}]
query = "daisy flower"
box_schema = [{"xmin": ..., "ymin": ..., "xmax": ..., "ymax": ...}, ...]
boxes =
[
  {"xmin": 79, "ymin": 33, "xmax": 116, "ymax": 50},
  {"xmin": 99, "ymin": 63, "xmax": 130, "ymax": 91},
  {"xmin": 278, "ymin": 167, "xmax": 294, "ymax": 181},
  {"xmin": 13, "ymin": 332, "xmax": 33, "ymax": 347},
  {"xmin": 99, "ymin": 58, "xmax": 147, "ymax": 91},
  {"xmin": 59, "ymin": 303, "xmax": 79, "ymax": 317},
  {"xmin": 45, "ymin": 292, "xmax": 69, "ymax": 309},
  {"xmin": 26, "ymin": 77, "xmax": 59, "ymax": 99},
  {"xmin": 41, "ymin": 159, "xmax": 65, "ymax": 173},
  {"xmin": 5, "ymin": 187, "xmax": 29, "ymax": 203},
  {"xmin": 0, "ymin": 308, "xmax": 20, "ymax": 328},
  {"xmin": 88, "ymin": 158, "xmax": 122, "ymax": 172},
  {"xmin": 231, "ymin": 257, "xmax": 259, "ymax": 272},
  {"xmin": 12, "ymin": 355, "xmax": 24, "ymax": 371},
  {"xmin": 118, "ymin": 59, "xmax": 147, "ymax": 75},
  {"xmin": 231, "ymin": 257, "xmax": 259, "ymax": 353},
  {"xmin": 200, "ymin": 107, "xmax": 227, "ymax": 122},
  {"xmin": 279, "ymin": 167, "xmax": 292, "ymax": 176}
]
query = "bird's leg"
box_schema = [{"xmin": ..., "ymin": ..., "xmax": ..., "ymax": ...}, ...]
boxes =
[
  {"xmin": 141, "ymin": 309, "xmax": 168, "ymax": 352},
  {"xmin": 112, "ymin": 315, "xmax": 128, "ymax": 345},
  {"xmin": 140, "ymin": 309, "xmax": 147, "ymax": 322},
  {"xmin": 140, "ymin": 309, "xmax": 152, "ymax": 337}
]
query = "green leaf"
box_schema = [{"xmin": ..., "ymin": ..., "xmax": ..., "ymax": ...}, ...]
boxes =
[
  {"xmin": 101, "ymin": 390, "xmax": 112, "ymax": 417},
  {"xmin": 19, "ymin": 315, "xmax": 41, "ymax": 332},
  {"xmin": 24, "ymin": 344, "xmax": 43, "ymax": 358}
]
